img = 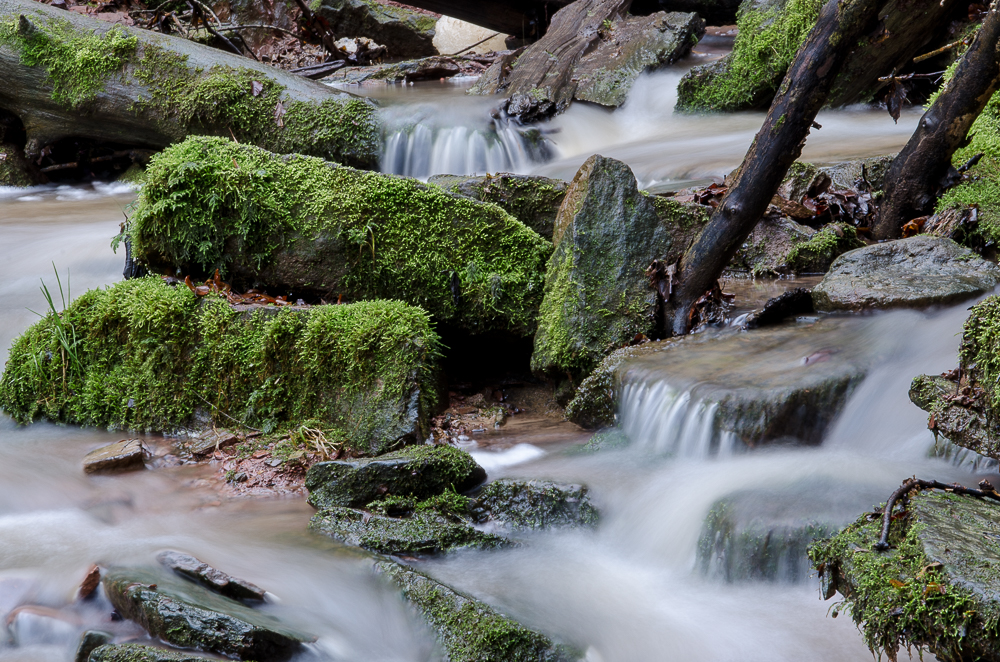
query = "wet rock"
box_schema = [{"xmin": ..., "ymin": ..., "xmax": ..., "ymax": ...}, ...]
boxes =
[
  {"xmin": 305, "ymin": 445, "xmax": 486, "ymax": 510},
  {"xmin": 129, "ymin": 136, "xmax": 551, "ymax": 337},
  {"xmin": 820, "ymin": 155, "xmax": 894, "ymax": 192},
  {"xmin": 375, "ymin": 560, "xmax": 577, "ymax": 662},
  {"xmin": 427, "ymin": 173, "xmax": 569, "ymax": 240},
  {"xmin": 156, "ymin": 551, "xmax": 265, "ymax": 602},
  {"xmin": 89, "ymin": 643, "xmax": 219, "ymax": 661},
  {"xmin": 473, "ymin": 479, "xmax": 598, "ymax": 530},
  {"xmin": 732, "ymin": 216, "xmax": 860, "ymax": 276},
  {"xmin": 74, "ymin": 630, "xmax": 112, "ymax": 662},
  {"xmin": 660, "ymin": 0, "xmax": 743, "ymax": 26},
  {"xmin": 188, "ymin": 430, "xmax": 240, "ymax": 457},
  {"xmin": 103, "ymin": 567, "xmax": 313, "ymax": 661},
  {"xmin": 83, "ymin": 439, "xmax": 145, "ymax": 475},
  {"xmin": 313, "ymin": 0, "xmax": 437, "ymax": 58},
  {"xmin": 309, "ymin": 506, "xmax": 506, "ymax": 555},
  {"xmin": 0, "ymin": 141, "xmax": 36, "ymax": 187},
  {"xmin": 810, "ymin": 490, "xmax": 1000, "ymax": 660},
  {"xmin": 531, "ymin": 155, "xmax": 709, "ymax": 383},
  {"xmin": 741, "ymin": 288, "xmax": 814, "ymax": 330},
  {"xmin": 812, "ymin": 236, "xmax": 1000, "ymax": 312},
  {"xmin": 322, "ymin": 56, "xmax": 460, "ymax": 84}
]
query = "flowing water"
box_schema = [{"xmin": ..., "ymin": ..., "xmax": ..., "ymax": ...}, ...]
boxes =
[{"xmin": 0, "ymin": 55, "xmax": 980, "ymax": 662}]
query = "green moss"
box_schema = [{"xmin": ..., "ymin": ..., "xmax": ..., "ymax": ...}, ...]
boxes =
[
  {"xmin": 130, "ymin": 136, "xmax": 551, "ymax": 335},
  {"xmin": 89, "ymin": 643, "xmax": 218, "ymax": 662},
  {"xmin": 0, "ymin": 16, "xmax": 137, "ymax": 109},
  {"xmin": 676, "ymin": 0, "xmax": 825, "ymax": 112},
  {"xmin": 959, "ymin": 294, "xmax": 1000, "ymax": 402},
  {"xmin": 0, "ymin": 278, "xmax": 439, "ymax": 453},
  {"xmin": 785, "ymin": 223, "xmax": 863, "ymax": 271}
]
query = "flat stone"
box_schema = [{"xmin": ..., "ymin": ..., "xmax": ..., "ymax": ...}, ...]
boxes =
[
  {"xmin": 473, "ymin": 480, "xmax": 599, "ymax": 530},
  {"xmin": 156, "ymin": 551, "xmax": 265, "ymax": 602},
  {"xmin": 188, "ymin": 430, "xmax": 240, "ymax": 457},
  {"xmin": 89, "ymin": 644, "xmax": 219, "ymax": 661},
  {"xmin": 83, "ymin": 439, "xmax": 145, "ymax": 475},
  {"xmin": 102, "ymin": 568, "xmax": 314, "ymax": 661},
  {"xmin": 812, "ymin": 236, "xmax": 1000, "ymax": 312}
]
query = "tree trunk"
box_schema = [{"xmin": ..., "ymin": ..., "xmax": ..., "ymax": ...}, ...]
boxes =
[
  {"xmin": 0, "ymin": 0, "xmax": 380, "ymax": 169},
  {"xmin": 667, "ymin": 0, "xmax": 882, "ymax": 335},
  {"xmin": 873, "ymin": 8, "xmax": 1000, "ymax": 240}
]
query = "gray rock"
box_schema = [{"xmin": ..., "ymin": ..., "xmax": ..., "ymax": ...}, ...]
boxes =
[
  {"xmin": 313, "ymin": 0, "xmax": 437, "ymax": 58},
  {"xmin": 188, "ymin": 430, "xmax": 240, "ymax": 457},
  {"xmin": 102, "ymin": 568, "xmax": 313, "ymax": 661},
  {"xmin": 473, "ymin": 480, "xmax": 598, "ymax": 530},
  {"xmin": 812, "ymin": 236, "xmax": 1000, "ymax": 312},
  {"xmin": 375, "ymin": 560, "xmax": 577, "ymax": 662},
  {"xmin": 83, "ymin": 439, "xmax": 145, "ymax": 475},
  {"xmin": 74, "ymin": 630, "xmax": 112, "ymax": 662},
  {"xmin": 305, "ymin": 445, "xmax": 486, "ymax": 510},
  {"xmin": 88, "ymin": 644, "xmax": 219, "ymax": 661},
  {"xmin": 156, "ymin": 550, "xmax": 265, "ymax": 602},
  {"xmin": 741, "ymin": 287, "xmax": 814, "ymax": 330},
  {"xmin": 819, "ymin": 155, "xmax": 894, "ymax": 192}
]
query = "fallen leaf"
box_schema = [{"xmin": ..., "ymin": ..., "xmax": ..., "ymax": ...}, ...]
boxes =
[
  {"xmin": 886, "ymin": 77, "xmax": 907, "ymax": 124},
  {"xmin": 251, "ymin": 80, "xmax": 264, "ymax": 97},
  {"xmin": 889, "ymin": 579, "xmax": 907, "ymax": 589},
  {"xmin": 274, "ymin": 100, "xmax": 286, "ymax": 128}
]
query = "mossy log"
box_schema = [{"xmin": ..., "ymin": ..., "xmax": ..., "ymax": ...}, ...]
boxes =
[
  {"xmin": 874, "ymin": 7, "xmax": 1000, "ymax": 239},
  {"xmin": 0, "ymin": 0, "xmax": 380, "ymax": 168}
]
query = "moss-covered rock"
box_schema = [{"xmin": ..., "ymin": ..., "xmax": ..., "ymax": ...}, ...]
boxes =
[
  {"xmin": 0, "ymin": 140, "xmax": 34, "ymax": 186},
  {"xmin": 305, "ymin": 445, "xmax": 486, "ymax": 509},
  {"xmin": 89, "ymin": 644, "xmax": 218, "ymax": 662},
  {"xmin": 427, "ymin": 173, "xmax": 569, "ymax": 241},
  {"xmin": 102, "ymin": 568, "xmax": 313, "ymax": 661},
  {"xmin": 472, "ymin": 479, "xmax": 598, "ymax": 530},
  {"xmin": 129, "ymin": 136, "xmax": 552, "ymax": 336},
  {"xmin": 809, "ymin": 490, "xmax": 1000, "ymax": 661},
  {"xmin": 0, "ymin": 278, "xmax": 439, "ymax": 453},
  {"xmin": 531, "ymin": 155, "xmax": 708, "ymax": 383},
  {"xmin": 314, "ymin": 0, "xmax": 437, "ymax": 58},
  {"xmin": 732, "ymin": 216, "xmax": 863, "ymax": 276},
  {"xmin": 376, "ymin": 560, "xmax": 577, "ymax": 662}
]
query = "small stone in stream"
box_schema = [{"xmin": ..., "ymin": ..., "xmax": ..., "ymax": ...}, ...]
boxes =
[
  {"xmin": 103, "ymin": 567, "xmax": 314, "ymax": 661},
  {"xmin": 156, "ymin": 550, "xmax": 265, "ymax": 602},
  {"xmin": 188, "ymin": 430, "xmax": 240, "ymax": 457},
  {"xmin": 83, "ymin": 439, "xmax": 145, "ymax": 475},
  {"xmin": 7, "ymin": 606, "xmax": 78, "ymax": 647},
  {"xmin": 89, "ymin": 643, "xmax": 219, "ymax": 661},
  {"xmin": 741, "ymin": 288, "xmax": 815, "ymax": 330},
  {"xmin": 473, "ymin": 480, "xmax": 599, "ymax": 530},
  {"xmin": 78, "ymin": 564, "xmax": 101, "ymax": 600},
  {"xmin": 305, "ymin": 445, "xmax": 486, "ymax": 510},
  {"xmin": 74, "ymin": 630, "xmax": 112, "ymax": 662}
]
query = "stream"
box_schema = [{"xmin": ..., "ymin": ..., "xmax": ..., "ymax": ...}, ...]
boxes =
[{"xmin": 0, "ymin": 54, "xmax": 979, "ymax": 661}]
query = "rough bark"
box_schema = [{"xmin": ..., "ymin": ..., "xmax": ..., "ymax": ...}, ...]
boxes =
[
  {"xmin": 667, "ymin": 0, "xmax": 882, "ymax": 335},
  {"xmin": 0, "ymin": 0, "xmax": 380, "ymax": 168},
  {"xmin": 874, "ymin": 7, "xmax": 1000, "ymax": 240}
]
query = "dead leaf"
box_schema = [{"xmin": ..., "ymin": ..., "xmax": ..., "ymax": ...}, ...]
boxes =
[
  {"xmin": 274, "ymin": 100, "xmax": 286, "ymax": 128},
  {"xmin": 889, "ymin": 579, "xmax": 907, "ymax": 589},
  {"xmin": 250, "ymin": 80, "xmax": 264, "ymax": 97},
  {"xmin": 886, "ymin": 77, "xmax": 907, "ymax": 124}
]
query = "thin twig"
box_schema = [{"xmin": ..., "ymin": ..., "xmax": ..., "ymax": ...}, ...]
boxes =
[
  {"xmin": 875, "ymin": 477, "xmax": 1000, "ymax": 550},
  {"xmin": 445, "ymin": 32, "xmax": 501, "ymax": 57},
  {"xmin": 187, "ymin": 0, "xmax": 249, "ymax": 59},
  {"xmin": 913, "ymin": 38, "xmax": 969, "ymax": 64},
  {"xmin": 215, "ymin": 23, "xmax": 302, "ymax": 38}
]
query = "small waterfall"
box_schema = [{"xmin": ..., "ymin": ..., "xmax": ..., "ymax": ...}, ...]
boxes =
[{"xmin": 619, "ymin": 380, "xmax": 739, "ymax": 459}]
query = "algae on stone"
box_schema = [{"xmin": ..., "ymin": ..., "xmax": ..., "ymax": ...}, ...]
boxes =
[
  {"xmin": 129, "ymin": 136, "xmax": 552, "ymax": 336},
  {"xmin": 89, "ymin": 644, "xmax": 219, "ymax": 662},
  {"xmin": 473, "ymin": 479, "xmax": 598, "ymax": 530},
  {"xmin": 0, "ymin": 277, "xmax": 439, "ymax": 454}
]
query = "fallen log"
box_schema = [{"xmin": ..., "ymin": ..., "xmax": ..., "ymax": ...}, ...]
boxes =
[
  {"xmin": 667, "ymin": 0, "xmax": 882, "ymax": 335},
  {"xmin": 0, "ymin": 0, "xmax": 380, "ymax": 168},
  {"xmin": 874, "ymin": 7, "xmax": 1000, "ymax": 240}
]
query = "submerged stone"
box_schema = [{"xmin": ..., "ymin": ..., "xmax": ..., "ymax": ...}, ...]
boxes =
[
  {"xmin": 74, "ymin": 629, "xmax": 112, "ymax": 662},
  {"xmin": 473, "ymin": 479, "xmax": 599, "ymax": 530},
  {"xmin": 810, "ymin": 490, "xmax": 1000, "ymax": 661},
  {"xmin": 102, "ymin": 568, "xmax": 314, "ymax": 661},
  {"xmin": 314, "ymin": 0, "xmax": 437, "ymax": 58},
  {"xmin": 376, "ymin": 560, "xmax": 577, "ymax": 662},
  {"xmin": 427, "ymin": 173, "xmax": 569, "ymax": 240},
  {"xmin": 305, "ymin": 445, "xmax": 486, "ymax": 510},
  {"xmin": 0, "ymin": 278, "xmax": 440, "ymax": 455},
  {"xmin": 157, "ymin": 550, "xmax": 265, "ymax": 602},
  {"xmin": 82, "ymin": 439, "xmax": 145, "ymax": 475},
  {"xmin": 129, "ymin": 136, "xmax": 551, "ymax": 336},
  {"xmin": 812, "ymin": 236, "xmax": 1000, "ymax": 312},
  {"xmin": 89, "ymin": 644, "xmax": 219, "ymax": 661}
]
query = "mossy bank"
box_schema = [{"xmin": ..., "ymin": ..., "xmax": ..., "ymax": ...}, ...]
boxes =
[{"xmin": 0, "ymin": 277, "xmax": 440, "ymax": 454}]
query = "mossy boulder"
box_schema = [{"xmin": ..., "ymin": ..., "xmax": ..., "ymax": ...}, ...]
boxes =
[
  {"xmin": 102, "ymin": 567, "xmax": 313, "ymax": 661},
  {"xmin": 472, "ymin": 479, "xmax": 598, "ymax": 530},
  {"xmin": 129, "ymin": 136, "xmax": 552, "ymax": 336},
  {"xmin": 531, "ymin": 155, "xmax": 708, "ymax": 384},
  {"xmin": 376, "ymin": 560, "xmax": 577, "ymax": 662},
  {"xmin": 427, "ymin": 173, "xmax": 569, "ymax": 241},
  {"xmin": 732, "ymin": 216, "xmax": 863, "ymax": 276},
  {"xmin": 0, "ymin": 278, "xmax": 440, "ymax": 454},
  {"xmin": 809, "ymin": 490, "xmax": 1000, "ymax": 661},
  {"xmin": 314, "ymin": 0, "xmax": 437, "ymax": 58},
  {"xmin": 89, "ymin": 644, "xmax": 219, "ymax": 662},
  {"xmin": 812, "ymin": 236, "xmax": 1000, "ymax": 312},
  {"xmin": 305, "ymin": 445, "xmax": 486, "ymax": 510},
  {"xmin": 0, "ymin": 140, "xmax": 35, "ymax": 186}
]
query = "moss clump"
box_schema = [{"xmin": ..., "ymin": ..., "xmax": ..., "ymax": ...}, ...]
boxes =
[
  {"xmin": 785, "ymin": 223, "xmax": 864, "ymax": 272},
  {"xmin": 0, "ymin": 16, "xmax": 137, "ymax": 109},
  {"xmin": 676, "ymin": 0, "xmax": 825, "ymax": 112},
  {"xmin": 130, "ymin": 136, "xmax": 551, "ymax": 335},
  {"xmin": 0, "ymin": 278, "xmax": 439, "ymax": 454},
  {"xmin": 89, "ymin": 643, "xmax": 218, "ymax": 662}
]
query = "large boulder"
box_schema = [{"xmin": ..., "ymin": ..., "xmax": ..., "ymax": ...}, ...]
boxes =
[
  {"xmin": 313, "ymin": 0, "xmax": 437, "ymax": 59},
  {"xmin": 305, "ymin": 445, "xmax": 486, "ymax": 509},
  {"xmin": 531, "ymin": 155, "xmax": 709, "ymax": 383},
  {"xmin": 810, "ymin": 490, "xmax": 1000, "ymax": 661},
  {"xmin": 0, "ymin": 278, "xmax": 440, "ymax": 454},
  {"xmin": 129, "ymin": 136, "xmax": 552, "ymax": 336},
  {"xmin": 812, "ymin": 236, "xmax": 1000, "ymax": 312},
  {"xmin": 376, "ymin": 560, "xmax": 577, "ymax": 662},
  {"xmin": 102, "ymin": 568, "xmax": 313, "ymax": 661}
]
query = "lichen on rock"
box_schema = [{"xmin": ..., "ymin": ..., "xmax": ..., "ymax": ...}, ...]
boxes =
[{"xmin": 472, "ymin": 479, "xmax": 598, "ymax": 530}]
